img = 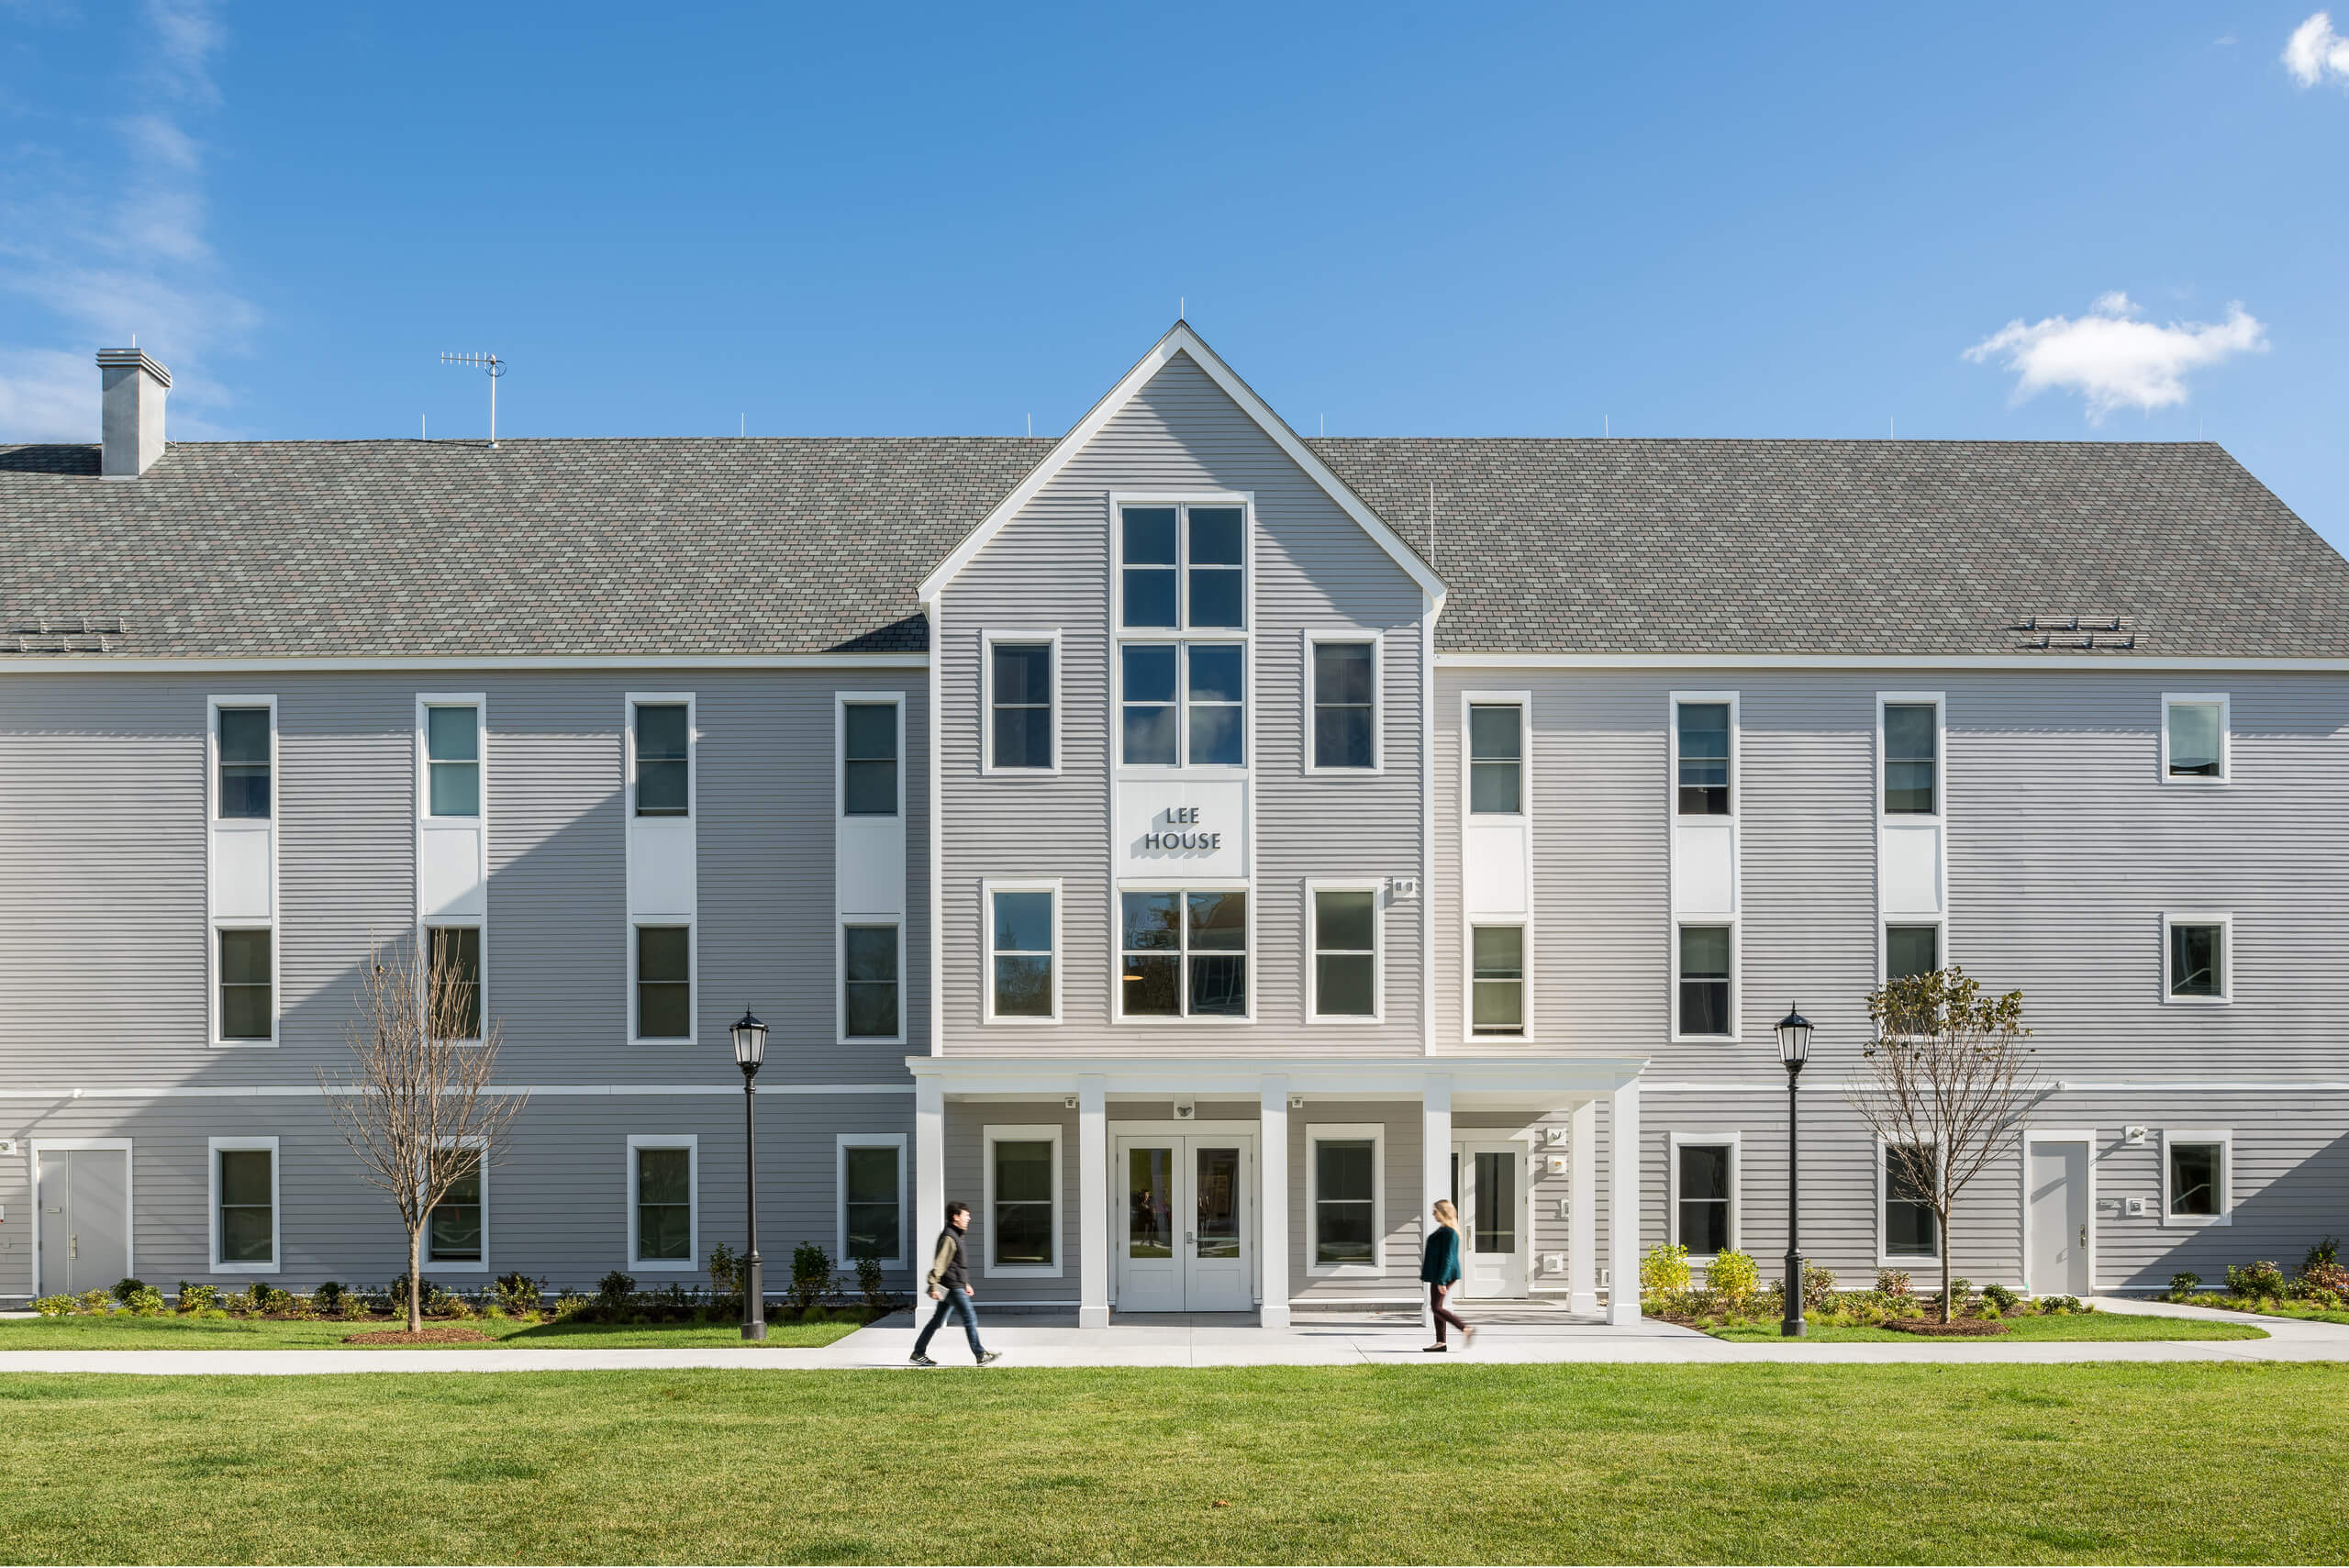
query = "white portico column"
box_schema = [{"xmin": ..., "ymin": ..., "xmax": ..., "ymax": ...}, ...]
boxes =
[
  {"xmin": 914, "ymin": 1076, "xmax": 945, "ymax": 1273},
  {"xmin": 1569, "ymin": 1097, "xmax": 1599, "ymax": 1316},
  {"xmin": 1077, "ymin": 1074, "xmax": 1108, "ymax": 1329},
  {"xmin": 1422, "ymin": 1074, "xmax": 1453, "ymax": 1329},
  {"xmin": 1259, "ymin": 1075, "xmax": 1290, "ymax": 1328},
  {"xmin": 1607, "ymin": 1079, "xmax": 1642, "ymax": 1326}
]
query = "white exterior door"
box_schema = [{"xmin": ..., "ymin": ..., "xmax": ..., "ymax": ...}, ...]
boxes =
[
  {"xmin": 1453, "ymin": 1140, "xmax": 1530, "ymax": 1298},
  {"xmin": 1115, "ymin": 1132, "xmax": 1253, "ymax": 1312},
  {"xmin": 2028, "ymin": 1140, "xmax": 2091, "ymax": 1296},
  {"xmin": 37, "ymin": 1147, "xmax": 130, "ymax": 1297}
]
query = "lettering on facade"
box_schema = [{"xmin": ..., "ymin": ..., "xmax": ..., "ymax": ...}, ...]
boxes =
[{"xmin": 1142, "ymin": 805, "xmax": 1221, "ymax": 852}]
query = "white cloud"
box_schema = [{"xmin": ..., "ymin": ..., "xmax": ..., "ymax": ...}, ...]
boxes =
[
  {"xmin": 0, "ymin": 0, "xmax": 254, "ymax": 442},
  {"xmin": 1962, "ymin": 294, "xmax": 2268, "ymax": 421},
  {"xmin": 2285, "ymin": 11, "xmax": 2349, "ymax": 85}
]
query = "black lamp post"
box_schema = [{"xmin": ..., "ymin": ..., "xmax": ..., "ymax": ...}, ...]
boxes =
[
  {"xmin": 1776, "ymin": 1003, "xmax": 1812, "ymax": 1337},
  {"xmin": 731, "ymin": 1008, "xmax": 769, "ymax": 1341}
]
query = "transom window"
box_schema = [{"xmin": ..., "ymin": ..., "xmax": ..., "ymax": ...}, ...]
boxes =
[
  {"xmin": 1470, "ymin": 926, "xmax": 1524, "ymax": 1036},
  {"xmin": 1883, "ymin": 702, "xmax": 1937, "ymax": 814},
  {"xmin": 1312, "ymin": 640, "xmax": 1375, "ymax": 768},
  {"xmin": 1677, "ymin": 925, "xmax": 1731, "ymax": 1036},
  {"xmin": 425, "ymin": 706, "xmax": 481, "ymax": 817},
  {"xmin": 989, "ymin": 641, "xmax": 1054, "ymax": 770},
  {"xmin": 1120, "ymin": 890, "xmax": 1247, "ymax": 1018},
  {"xmin": 1312, "ymin": 889, "xmax": 1376, "ymax": 1018},
  {"xmin": 841, "ymin": 703, "xmax": 898, "ymax": 816},
  {"xmin": 1676, "ymin": 702, "xmax": 1731, "ymax": 816},
  {"xmin": 989, "ymin": 888, "xmax": 1055, "ymax": 1019},
  {"xmin": 1675, "ymin": 1142, "xmax": 1732, "ymax": 1256},
  {"xmin": 217, "ymin": 706, "xmax": 272, "ymax": 819},
  {"xmin": 843, "ymin": 924, "xmax": 899, "ymax": 1039},
  {"xmin": 1884, "ymin": 1144, "xmax": 1939, "ymax": 1259},
  {"xmin": 1469, "ymin": 704, "xmax": 1523, "ymax": 814},
  {"xmin": 2165, "ymin": 695, "xmax": 2227, "ymax": 781},
  {"xmin": 1121, "ymin": 642, "xmax": 1244, "ymax": 767},
  {"xmin": 634, "ymin": 703, "xmax": 689, "ymax": 817},
  {"xmin": 1120, "ymin": 504, "xmax": 1245, "ymax": 630}
]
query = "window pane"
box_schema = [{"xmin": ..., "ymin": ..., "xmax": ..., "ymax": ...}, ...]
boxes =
[
  {"xmin": 638, "ymin": 1150, "xmax": 693, "ymax": 1260},
  {"xmin": 2168, "ymin": 702, "xmax": 2222, "ymax": 777},
  {"xmin": 217, "ymin": 707, "xmax": 272, "ymax": 819},
  {"xmin": 1470, "ymin": 706, "xmax": 1522, "ymax": 814},
  {"xmin": 994, "ymin": 1140, "xmax": 1054, "ymax": 1266},
  {"xmin": 1120, "ymin": 891, "xmax": 1179, "ymax": 951},
  {"xmin": 1314, "ymin": 1140, "xmax": 1375, "ymax": 1264},
  {"xmin": 638, "ymin": 925, "xmax": 689, "ymax": 982},
  {"xmin": 1186, "ymin": 645, "xmax": 1245, "ymax": 766},
  {"xmin": 1474, "ymin": 925, "xmax": 1524, "ymax": 978},
  {"xmin": 1316, "ymin": 889, "xmax": 1375, "ymax": 953},
  {"xmin": 1122, "ymin": 643, "xmax": 1177, "ymax": 704},
  {"xmin": 220, "ymin": 1205, "xmax": 274, "ymax": 1263},
  {"xmin": 427, "ymin": 706, "xmax": 479, "ymax": 762},
  {"xmin": 218, "ymin": 929, "xmax": 273, "ymax": 1040},
  {"xmin": 1472, "ymin": 926, "xmax": 1523, "ymax": 1034},
  {"xmin": 219, "ymin": 1148, "xmax": 272, "ymax": 1207},
  {"xmin": 1187, "ymin": 644, "xmax": 1243, "ymax": 702},
  {"xmin": 1187, "ymin": 506, "xmax": 1243, "ymax": 565},
  {"xmin": 994, "ymin": 891, "xmax": 1053, "ymax": 954},
  {"xmin": 635, "ymin": 704, "xmax": 689, "ymax": 816},
  {"xmin": 636, "ymin": 926, "xmax": 690, "ymax": 1038},
  {"xmin": 843, "ymin": 704, "xmax": 897, "ymax": 815},
  {"xmin": 1122, "ymin": 568, "xmax": 1178, "ymax": 628},
  {"xmin": 638, "ymin": 1147, "xmax": 690, "ymax": 1205},
  {"xmin": 993, "ymin": 956, "xmax": 1054, "ymax": 1018},
  {"xmin": 1188, "ymin": 703, "xmax": 1244, "ymax": 767},
  {"xmin": 844, "ymin": 926, "xmax": 899, "ymax": 1038},
  {"xmin": 1316, "ymin": 641, "xmax": 1375, "ymax": 706},
  {"xmin": 1886, "ymin": 924, "xmax": 1939, "ymax": 981},
  {"xmin": 992, "ymin": 641, "xmax": 1052, "ymax": 705},
  {"xmin": 1121, "ymin": 644, "xmax": 1178, "ymax": 766},
  {"xmin": 219, "ymin": 927, "xmax": 272, "ymax": 984},
  {"xmin": 1123, "ymin": 704, "xmax": 1179, "ymax": 767},
  {"xmin": 1317, "ymin": 953, "xmax": 1375, "ymax": 1016},
  {"xmin": 2170, "ymin": 1142, "xmax": 2222, "ymax": 1217},
  {"xmin": 429, "ymin": 760, "xmax": 481, "ymax": 817},
  {"xmin": 1679, "ymin": 925, "xmax": 1731, "ymax": 978},
  {"xmin": 1128, "ymin": 1147, "xmax": 1174, "ymax": 1257},
  {"xmin": 2171, "ymin": 923, "xmax": 2223, "ymax": 997},
  {"xmin": 429, "ymin": 1153, "xmax": 483, "ymax": 1261},
  {"xmin": 1885, "ymin": 1145, "xmax": 1939, "ymax": 1256},
  {"xmin": 1123, "ymin": 506, "xmax": 1177, "ymax": 564},
  {"xmin": 1188, "ymin": 569, "xmax": 1243, "ymax": 628},
  {"xmin": 1473, "ymin": 1150, "xmax": 1516, "ymax": 1253},
  {"xmin": 1677, "ymin": 703, "xmax": 1731, "ymax": 815},
  {"xmin": 1316, "ymin": 707, "xmax": 1374, "ymax": 771},
  {"xmin": 1188, "ymin": 954, "xmax": 1247, "ymax": 1016},
  {"xmin": 844, "ymin": 1146, "xmax": 901, "ymax": 1258},
  {"xmin": 1884, "ymin": 703, "xmax": 1936, "ymax": 813},
  {"xmin": 991, "ymin": 643, "xmax": 1054, "ymax": 769},
  {"xmin": 1314, "ymin": 644, "xmax": 1375, "ymax": 769},
  {"xmin": 1678, "ymin": 925, "xmax": 1731, "ymax": 1037},
  {"xmin": 1119, "ymin": 953, "xmax": 1180, "ymax": 1015},
  {"xmin": 1469, "ymin": 704, "xmax": 1521, "ymax": 762},
  {"xmin": 427, "ymin": 926, "xmax": 482, "ymax": 1040},
  {"xmin": 218, "ymin": 1148, "xmax": 273, "ymax": 1263},
  {"xmin": 993, "ymin": 707, "xmax": 1053, "ymax": 771},
  {"xmin": 1469, "ymin": 761, "xmax": 1521, "ymax": 816},
  {"xmin": 1187, "ymin": 891, "xmax": 1246, "ymax": 951}
]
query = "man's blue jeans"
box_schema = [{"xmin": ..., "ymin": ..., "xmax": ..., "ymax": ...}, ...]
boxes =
[{"xmin": 914, "ymin": 1286, "xmax": 986, "ymax": 1360}]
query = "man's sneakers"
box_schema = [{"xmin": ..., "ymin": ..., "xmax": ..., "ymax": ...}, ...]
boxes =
[
  {"xmin": 908, "ymin": 1351, "xmax": 938, "ymax": 1368},
  {"xmin": 977, "ymin": 1350, "xmax": 1003, "ymax": 1365}
]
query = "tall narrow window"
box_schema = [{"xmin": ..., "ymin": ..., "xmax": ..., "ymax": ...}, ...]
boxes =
[
  {"xmin": 426, "ymin": 925, "xmax": 483, "ymax": 1041},
  {"xmin": 1120, "ymin": 890, "xmax": 1247, "ymax": 1018},
  {"xmin": 634, "ymin": 704, "xmax": 689, "ymax": 816},
  {"xmin": 1186, "ymin": 506, "xmax": 1245, "ymax": 628},
  {"xmin": 1883, "ymin": 702, "xmax": 1936, "ymax": 814},
  {"xmin": 992, "ymin": 1139, "xmax": 1055, "ymax": 1266},
  {"xmin": 1884, "ymin": 1145, "xmax": 1939, "ymax": 1258},
  {"xmin": 1121, "ymin": 644, "xmax": 1178, "ymax": 766},
  {"xmin": 426, "ymin": 706, "xmax": 481, "ymax": 817},
  {"xmin": 1471, "ymin": 1150, "xmax": 1517, "ymax": 1254},
  {"xmin": 1120, "ymin": 507, "xmax": 1179, "ymax": 628},
  {"xmin": 1313, "ymin": 1138, "xmax": 1375, "ymax": 1265},
  {"xmin": 989, "ymin": 641, "xmax": 1054, "ymax": 770},
  {"xmin": 2168, "ymin": 918, "xmax": 2227, "ymax": 999},
  {"xmin": 1313, "ymin": 642, "xmax": 1375, "ymax": 769},
  {"xmin": 1885, "ymin": 923, "xmax": 1939, "ymax": 983},
  {"xmin": 989, "ymin": 889, "xmax": 1054, "ymax": 1018},
  {"xmin": 1186, "ymin": 645, "xmax": 1245, "ymax": 767},
  {"xmin": 1676, "ymin": 1143, "xmax": 1731, "ymax": 1255},
  {"xmin": 634, "ymin": 1145, "xmax": 693, "ymax": 1262},
  {"xmin": 2165, "ymin": 696, "xmax": 2227, "ymax": 781},
  {"xmin": 636, "ymin": 925, "xmax": 691, "ymax": 1038},
  {"xmin": 841, "ymin": 703, "xmax": 898, "ymax": 816},
  {"xmin": 1469, "ymin": 705, "xmax": 1523, "ymax": 814},
  {"xmin": 217, "ymin": 706, "xmax": 272, "ymax": 819},
  {"xmin": 841, "ymin": 1145, "xmax": 903, "ymax": 1262},
  {"xmin": 2168, "ymin": 1140, "xmax": 2225, "ymax": 1218},
  {"xmin": 1676, "ymin": 703, "xmax": 1731, "ymax": 815},
  {"xmin": 843, "ymin": 924, "xmax": 899, "ymax": 1038},
  {"xmin": 217, "ymin": 1146, "xmax": 275, "ymax": 1265},
  {"xmin": 1313, "ymin": 889, "xmax": 1376, "ymax": 1018},
  {"xmin": 1677, "ymin": 925, "xmax": 1731, "ymax": 1036},
  {"xmin": 429, "ymin": 1148, "xmax": 484, "ymax": 1263},
  {"xmin": 1471, "ymin": 926, "xmax": 1524, "ymax": 1036},
  {"xmin": 217, "ymin": 929, "xmax": 273, "ymax": 1040}
]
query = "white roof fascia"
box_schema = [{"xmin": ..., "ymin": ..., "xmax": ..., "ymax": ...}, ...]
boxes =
[{"xmin": 918, "ymin": 322, "xmax": 1446, "ymax": 606}]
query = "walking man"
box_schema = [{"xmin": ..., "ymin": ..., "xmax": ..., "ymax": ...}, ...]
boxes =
[{"xmin": 910, "ymin": 1199, "xmax": 1000, "ymax": 1367}]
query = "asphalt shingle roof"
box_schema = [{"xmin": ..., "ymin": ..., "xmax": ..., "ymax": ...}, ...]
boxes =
[{"xmin": 4, "ymin": 434, "xmax": 2342, "ymax": 660}]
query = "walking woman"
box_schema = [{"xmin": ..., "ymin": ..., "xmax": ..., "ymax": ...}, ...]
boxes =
[{"xmin": 1422, "ymin": 1198, "xmax": 1475, "ymax": 1351}]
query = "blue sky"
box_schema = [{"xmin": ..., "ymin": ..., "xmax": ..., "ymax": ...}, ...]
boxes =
[{"xmin": 5, "ymin": 3, "xmax": 2346, "ymax": 545}]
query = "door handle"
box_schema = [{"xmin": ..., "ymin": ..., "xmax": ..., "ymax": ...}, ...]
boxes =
[
  {"xmin": 71, "ymin": 1234, "xmax": 78, "ymax": 1260},
  {"xmin": 1185, "ymin": 1231, "xmax": 1196, "ymax": 1248},
  {"xmin": 2079, "ymin": 1223, "xmax": 2088, "ymax": 1249}
]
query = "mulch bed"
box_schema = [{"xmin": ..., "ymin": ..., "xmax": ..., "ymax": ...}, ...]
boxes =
[
  {"xmin": 340, "ymin": 1326, "xmax": 496, "ymax": 1346},
  {"xmin": 1884, "ymin": 1318, "xmax": 2010, "ymax": 1336}
]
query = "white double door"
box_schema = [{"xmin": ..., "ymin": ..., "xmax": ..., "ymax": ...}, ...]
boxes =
[
  {"xmin": 36, "ymin": 1146, "xmax": 130, "ymax": 1297},
  {"xmin": 1114, "ymin": 1129, "xmax": 1254, "ymax": 1313},
  {"xmin": 1452, "ymin": 1139, "xmax": 1531, "ymax": 1298}
]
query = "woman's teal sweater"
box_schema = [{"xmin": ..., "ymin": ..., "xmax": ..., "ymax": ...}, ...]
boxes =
[{"xmin": 1420, "ymin": 1223, "xmax": 1463, "ymax": 1285}]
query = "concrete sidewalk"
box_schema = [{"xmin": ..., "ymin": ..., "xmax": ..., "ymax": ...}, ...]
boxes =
[{"xmin": 0, "ymin": 1297, "xmax": 2338, "ymax": 1375}]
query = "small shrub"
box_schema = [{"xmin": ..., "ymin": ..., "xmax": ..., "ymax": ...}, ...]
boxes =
[
  {"xmin": 2039, "ymin": 1294, "xmax": 2083, "ymax": 1314},
  {"xmin": 493, "ymin": 1273, "xmax": 540, "ymax": 1314},
  {"xmin": 2169, "ymin": 1271, "xmax": 2201, "ymax": 1300},
  {"xmin": 707, "ymin": 1242, "xmax": 741, "ymax": 1298},
  {"xmin": 2304, "ymin": 1235, "xmax": 2341, "ymax": 1273},
  {"xmin": 1978, "ymin": 1305, "xmax": 2000, "ymax": 1320},
  {"xmin": 790, "ymin": 1241, "xmax": 835, "ymax": 1314},
  {"xmin": 77, "ymin": 1288, "xmax": 114, "ymax": 1315},
  {"xmin": 1796, "ymin": 1262, "xmax": 1837, "ymax": 1310},
  {"xmin": 313, "ymin": 1281, "xmax": 345, "ymax": 1314},
  {"xmin": 111, "ymin": 1277, "xmax": 148, "ymax": 1304},
  {"xmin": 2297, "ymin": 1260, "xmax": 2349, "ymax": 1299},
  {"xmin": 122, "ymin": 1286, "xmax": 166, "ymax": 1316},
  {"xmin": 339, "ymin": 1294, "xmax": 373, "ymax": 1321},
  {"xmin": 596, "ymin": 1271, "xmax": 636, "ymax": 1310},
  {"xmin": 853, "ymin": 1251, "xmax": 888, "ymax": 1314},
  {"xmin": 1640, "ymin": 1242, "xmax": 1692, "ymax": 1296},
  {"xmin": 1876, "ymin": 1269, "xmax": 1913, "ymax": 1300},
  {"xmin": 2226, "ymin": 1261, "xmax": 2288, "ymax": 1299},
  {"xmin": 435, "ymin": 1293, "xmax": 475, "ymax": 1320},
  {"xmin": 1980, "ymin": 1282, "xmax": 2020, "ymax": 1314},
  {"xmin": 31, "ymin": 1296, "xmax": 76, "ymax": 1317},
  {"xmin": 176, "ymin": 1284, "xmax": 218, "ymax": 1314},
  {"xmin": 1706, "ymin": 1249, "xmax": 1762, "ymax": 1311}
]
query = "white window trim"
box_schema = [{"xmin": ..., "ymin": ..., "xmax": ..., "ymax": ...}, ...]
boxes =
[
  {"xmin": 1875, "ymin": 691, "xmax": 1946, "ymax": 822},
  {"xmin": 207, "ymin": 1135, "xmax": 281, "ymax": 1274},
  {"xmin": 27, "ymin": 1138, "xmax": 135, "ymax": 1298},
  {"xmin": 835, "ymin": 690, "xmax": 906, "ymax": 819},
  {"xmin": 416, "ymin": 693, "xmax": 488, "ymax": 823},
  {"xmin": 1113, "ymin": 882, "xmax": 1256, "ymax": 1025},
  {"xmin": 982, "ymin": 1123, "xmax": 1064, "ymax": 1278},
  {"xmin": 838, "ymin": 919, "xmax": 907, "ymax": 1046},
  {"xmin": 836, "ymin": 1132, "xmax": 908, "ymax": 1269},
  {"xmin": 1876, "ymin": 1136, "xmax": 1943, "ymax": 1268},
  {"xmin": 206, "ymin": 694, "xmax": 280, "ymax": 1050},
  {"xmin": 425, "ymin": 1134, "xmax": 491, "ymax": 1273},
  {"xmin": 979, "ymin": 630, "xmax": 1063, "ymax": 776},
  {"xmin": 2161, "ymin": 910, "xmax": 2233, "ymax": 1005},
  {"xmin": 983, "ymin": 878, "xmax": 1062, "ymax": 1025},
  {"xmin": 1460, "ymin": 691, "xmax": 1529, "ymax": 823},
  {"xmin": 1667, "ymin": 1131, "xmax": 1742, "ymax": 1262},
  {"xmin": 1306, "ymin": 879, "xmax": 1385, "ymax": 1024},
  {"xmin": 1110, "ymin": 492, "xmax": 1254, "ymax": 780},
  {"xmin": 629, "ymin": 920, "xmax": 698, "ymax": 1047},
  {"xmin": 1668, "ymin": 689, "xmax": 1742, "ymax": 822},
  {"xmin": 625, "ymin": 1134, "xmax": 699, "ymax": 1272},
  {"xmin": 2160, "ymin": 692, "xmax": 2231, "ymax": 785},
  {"xmin": 1302, "ymin": 629, "xmax": 1383, "ymax": 774},
  {"xmin": 1670, "ymin": 919, "xmax": 1740, "ymax": 1045},
  {"xmin": 1465, "ymin": 920, "xmax": 1531, "ymax": 1043},
  {"xmin": 2161, "ymin": 1128, "xmax": 2233, "ymax": 1228},
  {"xmin": 624, "ymin": 691, "xmax": 697, "ymax": 822},
  {"xmin": 1306, "ymin": 1121, "xmax": 1386, "ymax": 1278}
]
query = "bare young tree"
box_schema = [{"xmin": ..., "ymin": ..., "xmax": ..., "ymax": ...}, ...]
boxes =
[
  {"xmin": 319, "ymin": 934, "xmax": 525, "ymax": 1331},
  {"xmin": 1848, "ymin": 966, "xmax": 2036, "ymax": 1322}
]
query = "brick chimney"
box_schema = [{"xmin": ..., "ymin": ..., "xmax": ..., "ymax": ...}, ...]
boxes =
[{"xmin": 96, "ymin": 348, "xmax": 171, "ymax": 477}]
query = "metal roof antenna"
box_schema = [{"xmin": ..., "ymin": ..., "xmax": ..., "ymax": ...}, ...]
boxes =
[{"xmin": 440, "ymin": 351, "xmax": 507, "ymax": 449}]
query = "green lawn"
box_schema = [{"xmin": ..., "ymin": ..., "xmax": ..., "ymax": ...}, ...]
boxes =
[
  {"xmin": 0, "ymin": 1314, "xmax": 863, "ymax": 1350},
  {"xmin": 2191, "ymin": 1298, "xmax": 2349, "ymax": 1329},
  {"xmin": 1708, "ymin": 1311, "xmax": 2269, "ymax": 1342},
  {"xmin": 2, "ymin": 1364, "xmax": 2346, "ymax": 1563}
]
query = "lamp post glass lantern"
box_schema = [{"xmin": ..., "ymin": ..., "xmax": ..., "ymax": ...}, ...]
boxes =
[
  {"xmin": 731, "ymin": 1008, "xmax": 768, "ymax": 1340},
  {"xmin": 1776, "ymin": 1004, "xmax": 1811, "ymax": 1337}
]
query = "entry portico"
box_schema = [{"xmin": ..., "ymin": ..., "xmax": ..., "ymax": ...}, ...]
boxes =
[{"xmin": 908, "ymin": 1056, "xmax": 1648, "ymax": 1329}]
